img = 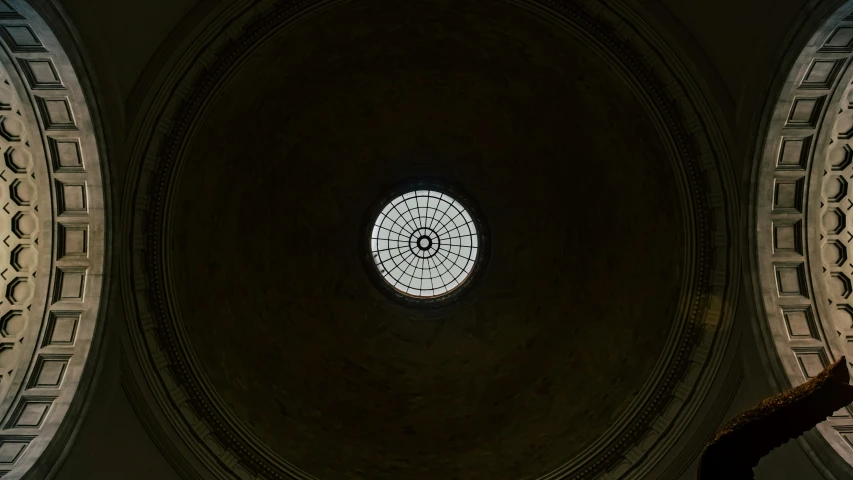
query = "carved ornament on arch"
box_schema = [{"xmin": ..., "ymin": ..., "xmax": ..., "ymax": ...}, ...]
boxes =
[
  {"xmin": 0, "ymin": 0, "xmax": 109, "ymax": 478},
  {"xmin": 753, "ymin": 0, "xmax": 853, "ymax": 474}
]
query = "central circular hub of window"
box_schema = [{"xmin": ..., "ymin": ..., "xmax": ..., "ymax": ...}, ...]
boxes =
[
  {"xmin": 369, "ymin": 188, "xmax": 482, "ymax": 300},
  {"xmin": 417, "ymin": 235, "xmax": 432, "ymax": 251}
]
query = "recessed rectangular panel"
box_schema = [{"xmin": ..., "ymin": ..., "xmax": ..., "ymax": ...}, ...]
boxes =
[
  {"xmin": 55, "ymin": 180, "xmax": 87, "ymax": 216},
  {"xmin": 57, "ymin": 223, "xmax": 87, "ymax": 259},
  {"xmin": 777, "ymin": 136, "xmax": 812, "ymax": 170},
  {"xmin": 800, "ymin": 59, "xmax": 845, "ymax": 89},
  {"xmin": 773, "ymin": 220, "xmax": 803, "ymax": 254},
  {"xmin": 835, "ymin": 425, "xmax": 853, "ymax": 448},
  {"xmin": 793, "ymin": 347, "xmax": 829, "ymax": 379},
  {"xmin": 52, "ymin": 268, "xmax": 86, "ymax": 303},
  {"xmin": 27, "ymin": 355, "xmax": 70, "ymax": 388},
  {"xmin": 775, "ymin": 263, "xmax": 809, "ymax": 297},
  {"xmin": 43, "ymin": 311, "xmax": 80, "ymax": 347},
  {"xmin": 772, "ymin": 178, "xmax": 805, "ymax": 213},
  {"xmin": 17, "ymin": 58, "xmax": 63, "ymax": 90},
  {"xmin": 0, "ymin": 1, "xmax": 22, "ymax": 19},
  {"xmin": 0, "ymin": 437, "xmax": 30, "ymax": 464},
  {"xmin": 820, "ymin": 26, "xmax": 853, "ymax": 52},
  {"xmin": 35, "ymin": 97, "xmax": 76, "ymax": 130},
  {"xmin": 781, "ymin": 305, "xmax": 820, "ymax": 340},
  {"xmin": 48, "ymin": 137, "xmax": 84, "ymax": 172},
  {"xmin": 0, "ymin": 25, "xmax": 44, "ymax": 52},
  {"xmin": 6, "ymin": 397, "xmax": 54, "ymax": 428},
  {"xmin": 785, "ymin": 96, "xmax": 825, "ymax": 128}
]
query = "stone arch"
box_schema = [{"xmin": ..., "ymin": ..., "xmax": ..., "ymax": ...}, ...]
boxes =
[
  {"xmin": 0, "ymin": 0, "xmax": 110, "ymax": 477},
  {"xmin": 752, "ymin": 0, "xmax": 853, "ymax": 475}
]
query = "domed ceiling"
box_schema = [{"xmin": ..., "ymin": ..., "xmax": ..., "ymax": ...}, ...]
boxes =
[
  {"xmin": 123, "ymin": 0, "xmax": 737, "ymax": 479},
  {"xmin": 170, "ymin": 1, "xmax": 680, "ymax": 478}
]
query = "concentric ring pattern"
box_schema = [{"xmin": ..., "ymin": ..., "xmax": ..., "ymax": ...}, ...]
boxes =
[
  {"xmin": 123, "ymin": 0, "xmax": 738, "ymax": 478},
  {"xmin": 370, "ymin": 189, "xmax": 479, "ymax": 297}
]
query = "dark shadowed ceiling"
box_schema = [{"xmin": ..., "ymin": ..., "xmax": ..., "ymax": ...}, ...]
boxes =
[{"xmin": 167, "ymin": 0, "xmax": 685, "ymax": 478}]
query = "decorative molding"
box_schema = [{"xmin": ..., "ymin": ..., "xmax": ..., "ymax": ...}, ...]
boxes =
[
  {"xmin": 753, "ymin": 0, "xmax": 853, "ymax": 472},
  {"xmin": 0, "ymin": 0, "xmax": 109, "ymax": 478},
  {"xmin": 120, "ymin": 0, "xmax": 738, "ymax": 479},
  {"xmin": 0, "ymin": 25, "xmax": 43, "ymax": 53},
  {"xmin": 16, "ymin": 57, "xmax": 61, "ymax": 90}
]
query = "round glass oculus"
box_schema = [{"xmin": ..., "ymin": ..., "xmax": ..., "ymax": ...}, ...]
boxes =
[{"xmin": 370, "ymin": 189, "xmax": 480, "ymax": 298}]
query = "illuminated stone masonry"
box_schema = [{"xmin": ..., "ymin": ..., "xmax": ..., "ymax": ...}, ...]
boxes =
[
  {"xmin": 0, "ymin": 1, "xmax": 107, "ymax": 477},
  {"xmin": 754, "ymin": 1, "xmax": 853, "ymax": 471}
]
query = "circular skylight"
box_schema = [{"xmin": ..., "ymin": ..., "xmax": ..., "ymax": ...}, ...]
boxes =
[{"xmin": 370, "ymin": 189, "xmax": 480, "ymax": 298}]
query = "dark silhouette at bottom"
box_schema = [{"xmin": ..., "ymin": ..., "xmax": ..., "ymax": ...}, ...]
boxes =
[{"xmin": 699, "ymin": 356, "xmax": 853, "ymax": 479}]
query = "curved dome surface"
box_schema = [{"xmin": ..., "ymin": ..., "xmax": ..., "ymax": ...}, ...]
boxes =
[
  {"xmin": 168, "ymin": 1, "xmax": 683, "ymax": 479},
  {"xmin": 122, "ymin": 0, "xmax": 739, "ymax": 479}
]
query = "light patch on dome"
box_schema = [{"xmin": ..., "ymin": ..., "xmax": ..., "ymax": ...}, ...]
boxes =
[{"xmin": 370, "ymin": 189, "xmax": 479, "ymax": 298}]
